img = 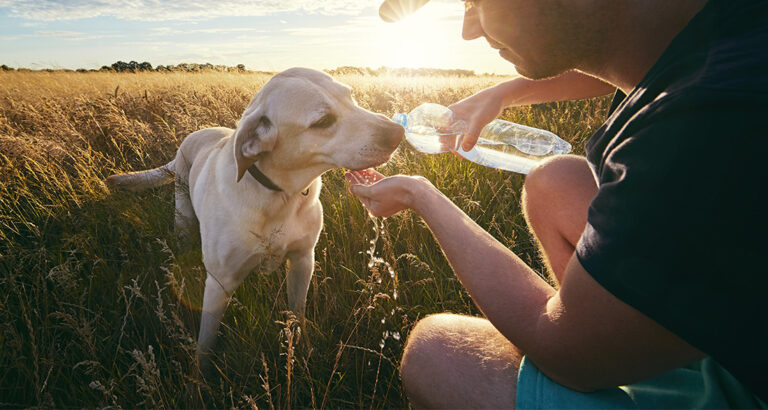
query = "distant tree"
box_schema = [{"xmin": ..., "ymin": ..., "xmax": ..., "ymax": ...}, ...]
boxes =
[
  {"xmin": 1, "ymin": 64, "xmax": 15, "ymax": 71},
  {"xmin": 96, "ymin": 61, "xmax": 257, "ymax": 73},
  {"xmin": 107, "ymin": 60, "xmax": 149, "ymax": 72},
  {"xmin": 111, "ymin": 61, "xmax": 127, "ymax": 72}
]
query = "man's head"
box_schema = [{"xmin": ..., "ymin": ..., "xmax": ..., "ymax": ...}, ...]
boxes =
[{"xmin": 379, "ymin": 0, "xmax": 603, "ymax": 80}]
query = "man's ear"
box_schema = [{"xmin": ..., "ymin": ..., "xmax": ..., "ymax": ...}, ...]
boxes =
[{"xmin": 233, "ymin": 108, "xmax": 278, "ymax": 182}]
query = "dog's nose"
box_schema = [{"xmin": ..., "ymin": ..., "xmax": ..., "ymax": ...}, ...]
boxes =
[{"xmin": 375, "ymin": 120, "xmax": 404, "ymax": 150}]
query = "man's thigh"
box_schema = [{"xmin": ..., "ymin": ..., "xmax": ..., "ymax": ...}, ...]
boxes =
[{"xmin": 400, "ymin": 314, "xmax": 522, "ymax": 409}]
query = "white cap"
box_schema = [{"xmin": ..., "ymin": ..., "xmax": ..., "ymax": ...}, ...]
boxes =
[{"xmin": 379, "ymin": 0, "xmax": 431, "ymax": 22}]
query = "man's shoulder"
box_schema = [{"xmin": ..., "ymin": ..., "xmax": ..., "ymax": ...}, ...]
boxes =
[
  {"xmin": 630, "ymin": 22, "xmax": 768, "ymax": 139},
  {"xmin": 666, "ymin": 0, "xmax": 768, "ymax": 97}
]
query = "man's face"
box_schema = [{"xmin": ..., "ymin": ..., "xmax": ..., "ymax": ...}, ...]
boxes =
[{"xmin": 461, "ymin": 0, "xmax": 581, "ymax": 79}]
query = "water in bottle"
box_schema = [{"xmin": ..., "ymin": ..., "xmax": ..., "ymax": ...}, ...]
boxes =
[{"xmin": 393, "ymin": 103, "xmax": 571, "ymax": 174}]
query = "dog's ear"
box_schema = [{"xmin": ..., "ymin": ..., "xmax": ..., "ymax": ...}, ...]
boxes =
[{"xmin": 233, "ymin": 109, "xmax": 278, "ymax": 182}]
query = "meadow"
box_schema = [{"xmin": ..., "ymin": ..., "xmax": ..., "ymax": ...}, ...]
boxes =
[{"xmin": 0, "ymin": 70, "xmax": 610, "ymax": 408}]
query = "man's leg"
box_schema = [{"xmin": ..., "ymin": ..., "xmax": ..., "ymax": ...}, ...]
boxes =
[
  {"xmin": 400, "ymin": 155, "xmax": 596, "ymax": 408},
  {"xmin": 400, "ymin": 314, "xmax": 522, "ymax": 408},
  {"xmin": 522, "ymin": 155, "xmax": 597, "ymax": 285}
]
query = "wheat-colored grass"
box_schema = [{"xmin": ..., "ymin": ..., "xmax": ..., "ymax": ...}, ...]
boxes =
[{"xmin": 0, "ymin": 70, "xmax": 609, "ymax": 408}]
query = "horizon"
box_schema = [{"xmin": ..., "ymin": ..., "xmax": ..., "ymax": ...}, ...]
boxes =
[
  {"xmin": 0, "ymin": 0, "xmax": 518, "ymax": 76},
  {"xmin": 0, "ymin": 62, "xmax": 506, "ymax": 77}
]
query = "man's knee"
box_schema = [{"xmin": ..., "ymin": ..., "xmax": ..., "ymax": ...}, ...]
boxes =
[
  {"xmin": 524, "ymin": 155, "xmax": 588, "ymax": 203},
  {"xmin": 400, "ymin": 314, "xmax": 449, "ymax": 388},
  {"xmin": 401, "ymin": 313, "xmax": 476, "ymax": 404},
  {"xmin": 400, "ymin": 314, "xmax": 520, "ymax": 408},
  {"xmin": 400, "ymin": 315, "xmax": 503, "ymax": 382},
  {"xmin": 522, "ymin": 155, "xmax": 594, "ymax": 220}
]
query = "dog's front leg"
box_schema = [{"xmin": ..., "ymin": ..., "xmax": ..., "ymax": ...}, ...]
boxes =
[
  {"xmin": 196, "ymin": 272, "xmax": 235, "ymax": 371},
  {"xmin": 286, "ymin": 249, "xmax": 314, "ymax": 318}
]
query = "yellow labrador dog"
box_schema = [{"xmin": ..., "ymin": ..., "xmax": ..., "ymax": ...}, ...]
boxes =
[{"xmin": 106, "ymin": 67, "xmax": 403, "ymax": 366}]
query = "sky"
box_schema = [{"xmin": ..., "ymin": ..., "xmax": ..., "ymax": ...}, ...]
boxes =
[{"xmin": 0, "ymin": 0, "xmax": 517, "ymax": 75}]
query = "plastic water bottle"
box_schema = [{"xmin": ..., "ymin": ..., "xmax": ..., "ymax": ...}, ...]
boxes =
[{"xmin": 393, "ymin": 103, "xmax": 571, "ymax": 174}]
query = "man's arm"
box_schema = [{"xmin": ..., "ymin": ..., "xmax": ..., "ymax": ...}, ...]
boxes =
[
  {"xmin": 493, "ymin": 70, "xmax": 617, "ymax": 107},
  {"xmin": 393, "ymin": 177, "xmax": 704, "ymax": 390},
  {"xmin": 413, "ymin": 184, "xmax": 703, "ymax": 390},
  {"xmin": 449, "ymin": 71, "xmax": 616, "ymax": 151}
]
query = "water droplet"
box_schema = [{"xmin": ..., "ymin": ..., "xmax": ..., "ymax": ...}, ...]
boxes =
[
  {"xmin": 381, "ymin": 318, "xmax": 386, "ymax": 324},
  {"xmin": 393, "ymin": 289, "xmax": 398, "ymax": 300},
  {"xmin": 379, "ymin": 339, "xmax": 385, "ymax": 349},
  {"xmin": 393, "ymin": 331, "xmax": 401, "ymax": 341}
]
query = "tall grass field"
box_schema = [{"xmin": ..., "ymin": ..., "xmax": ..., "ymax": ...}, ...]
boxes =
[{"xmin": 0, "ymin": 70, "xmax": 610, "ymax": 408}]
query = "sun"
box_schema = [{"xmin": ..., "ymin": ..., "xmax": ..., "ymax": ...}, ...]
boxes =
[{"xmin": 373, "ymin": 7, "xmax": 459, "ymax": 69}]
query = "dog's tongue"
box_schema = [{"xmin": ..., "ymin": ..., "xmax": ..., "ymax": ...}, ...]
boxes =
[{"xmin": 344, "ymin": 168, "xmax": 379, "ymax": 186}]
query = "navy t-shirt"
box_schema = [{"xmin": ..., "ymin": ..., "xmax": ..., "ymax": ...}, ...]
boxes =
[{"xmin": 575, "ymin": 0, "xmax": 768, "ymax": 401}]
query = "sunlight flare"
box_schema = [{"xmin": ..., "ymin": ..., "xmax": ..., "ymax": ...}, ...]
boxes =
[{"xmin": 373, "ymin": 4, "xmax": 460, "ymax": 69}]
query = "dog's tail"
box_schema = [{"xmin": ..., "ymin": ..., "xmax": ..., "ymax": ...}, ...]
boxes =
[{"xmin": 106, "ymin": 159, "xmax": 176, "ymax": 192}]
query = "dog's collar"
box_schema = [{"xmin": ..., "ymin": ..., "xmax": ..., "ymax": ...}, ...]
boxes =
[
  {"xmin": 247, "ymin": 163, "xmax": 283, "ymax": 192},
  {"xmin": 246, "ymin": 163, "xmax": 311, "ymax": 196}
]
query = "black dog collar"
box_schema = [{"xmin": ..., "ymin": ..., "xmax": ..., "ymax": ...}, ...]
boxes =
[
  {"xmin": 246, "ymin": 163, "xmax": 310, "ymax": 196},
  {"xmin": 247, "ymin": 163, "xmax": 283, "ymax": 192}
]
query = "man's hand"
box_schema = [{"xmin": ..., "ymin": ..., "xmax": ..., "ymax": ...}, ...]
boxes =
[
  {"xmin": 448, "ymin": 86, "xmax": 505, "ymax": 151},
  {"xmin": 345, "ymin": 169, "xmax": 428, "ymax": 217}
]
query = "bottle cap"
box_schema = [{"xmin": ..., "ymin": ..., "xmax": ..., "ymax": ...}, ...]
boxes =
[{"xmin": 392, "ymin": 113, "xmax": 408, "ymax": 130}]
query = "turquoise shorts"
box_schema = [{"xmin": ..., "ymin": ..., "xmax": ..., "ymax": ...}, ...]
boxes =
[{"xmin": 516, "ymin": 356, "xmax": 765, "ymax": 409}]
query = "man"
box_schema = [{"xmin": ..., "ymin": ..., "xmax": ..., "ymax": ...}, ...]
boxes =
[{"xmin": 346, "ymin": 0, "xmax": 768, "ymax": 408}]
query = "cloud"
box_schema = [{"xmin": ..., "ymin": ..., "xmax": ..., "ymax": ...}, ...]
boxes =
[
  {"xmin": 147, "ymin": 27, "xmax": 269, "ymax": 37},
  {"xmin": 0, "ymin": 0, "xmax": 381, "ymax": 22},
  {"xmin": 23, "ymin": 30, "xmax": 125, "ymax": 41},
  {"xmin": 31, "ymin": 30, "xmax": 84, "ymax": 38}
]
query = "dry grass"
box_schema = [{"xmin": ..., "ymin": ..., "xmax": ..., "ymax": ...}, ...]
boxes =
[{"xmin": 0, "ymin": 70, "xmax": 609, "ymax": 408}]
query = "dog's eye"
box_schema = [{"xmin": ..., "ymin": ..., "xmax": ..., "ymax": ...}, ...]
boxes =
[{"xmin": 310, "ymin": 114, "xmax": 336, "ymax": 129}]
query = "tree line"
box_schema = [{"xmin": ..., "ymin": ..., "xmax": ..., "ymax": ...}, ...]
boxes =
[
  {"xmin": 0, "ymin": 61, "xmax": 252, "ymax": 73},
  {"xmin": 2, "ymin": 62, "xmax": 501, "ymax": 77}
]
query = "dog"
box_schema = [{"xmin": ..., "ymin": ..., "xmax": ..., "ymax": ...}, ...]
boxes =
[{"xmin": 106, "ymin": 67, "xmax": 403, "ymax": 367}]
